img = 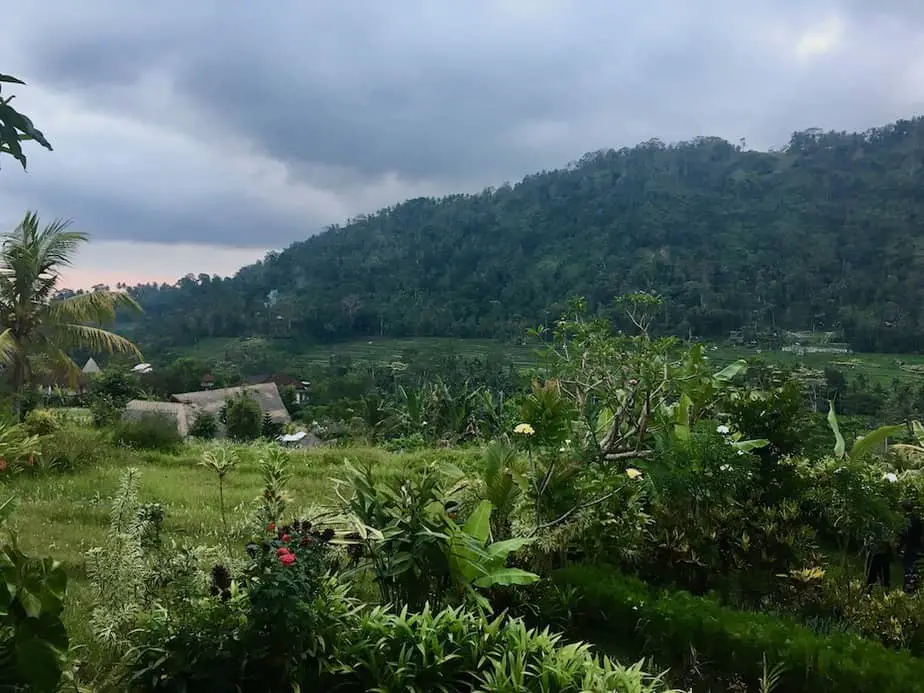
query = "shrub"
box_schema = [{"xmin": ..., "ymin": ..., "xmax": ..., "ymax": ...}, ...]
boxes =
[
  {"xmin": 38, "ymin": 425, "xmax": 109, "ymax": 472},
  {"xmin": 22, "ymin": 408, "xmax": 60, "ymax": 436},
  {"xmin": 114, "ymin": 413, "xmax": 183, "ymax": 452},
  {"xmin": 0, "ymin": 423, "xmax": 41, "ymax": 477},
  {"xmin": 554, "ymin": 565, "xmax": 924, "ymax": 693},
  {"xmin": 0, "ymin": 500, "xmax": 70, "ymax": 692},
  {"xmin": 260, "ymin": 412, "xmax": 283, "ymax": 440},
  {"xmin": 224, "ymin": 394, "xmax": 262, "ymax": 442},
  {"xmin": 188, "ymin": 410, "xmax": 218, "ymax": 439}
]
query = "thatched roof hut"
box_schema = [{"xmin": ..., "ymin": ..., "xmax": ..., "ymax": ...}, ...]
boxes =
[
  {"xmin": 123, "ymin": 400, "xmax": 192, "ymax": 437},
  {"xmin": 171, "ymin": 382, "xmax": 290, "ymax": 425}
]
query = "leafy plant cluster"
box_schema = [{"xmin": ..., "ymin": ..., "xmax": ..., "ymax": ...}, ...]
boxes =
[
  {"xmin": 80, "ymin": 447, "xmax": 676, "ymax": 692},
  {"xmin": 0, "ymin": 495, "xmax": 70, "ymax": 693}
]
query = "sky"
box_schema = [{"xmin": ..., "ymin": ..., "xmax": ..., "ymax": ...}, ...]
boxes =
[{"xmin": 2, "ymin": 1, "xmax": 923, "ymax": 288}]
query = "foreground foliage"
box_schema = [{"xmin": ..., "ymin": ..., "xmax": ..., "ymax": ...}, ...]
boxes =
[
  {"xmin": 0, "ymin": 495, "xmax": 70, "ymax": 693},
  {"xmin": 555, "ymin": 566, "xmax": 924, "ymax": 693}
]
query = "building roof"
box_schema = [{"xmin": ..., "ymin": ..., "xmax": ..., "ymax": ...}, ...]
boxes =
[
  {"xmin": 244, "ymin": 373, "xmax": 305, "ymax": 388},
  {"xmin": 124, "ymin": 400, "xmax": 192, "ymax": 437},
  {"xmin": 82, "ymin": 357, "xmax": 101, "ymax": 374},
  {"xmin": 171, "ymin": 382, "xmax": 291, "ymax": 424}
]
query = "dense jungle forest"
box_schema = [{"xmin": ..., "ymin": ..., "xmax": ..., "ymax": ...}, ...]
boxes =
[{"xmin": 120, "ymin": 117, "xmax": 924, "ymax": 354}]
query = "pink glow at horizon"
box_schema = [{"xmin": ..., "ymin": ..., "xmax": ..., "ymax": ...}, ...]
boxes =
[
  {"xmin": 58, "ymin": 266, "xmax": 179, "ymax": 290},
  {"xmin": 53, "ymin": 240, "xmax": 269, "ymax": 290}
]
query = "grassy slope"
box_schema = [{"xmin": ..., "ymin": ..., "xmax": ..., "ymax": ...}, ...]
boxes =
[{"xmin": 5, "ymin": 443, "xmax": 481, "ymax": 653}]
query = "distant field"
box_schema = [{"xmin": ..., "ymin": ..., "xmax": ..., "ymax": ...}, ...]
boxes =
[
  {"xmin": 711, "ymin": 346, "xmax": 924, "ymax": 386},
  {"xmin": 176, "ymin": 336, "xmax": 539, "ymax": 370},
  {"xmin": 172, "ymin": 336, "xmax": 924, "ymax": 386}
]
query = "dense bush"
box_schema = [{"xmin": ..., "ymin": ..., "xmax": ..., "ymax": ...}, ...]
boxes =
[
  {"xmin": 114, "ymin": 413, "xmax": 183, "ymax": 452},
  {"xmin": 188, "ymin": 410, "xmax": 218, "ymax": 439},
  {"xmin": 38, "ymin": 425, "xmax": 109, "ymax": 472},
  {"xmin": 22, "ymin": 408, "xmax": 60, "ymax": 436},
  {"xmin": 640, "ymin": 423, "xmax": 820, "ymax": 600},
  {"xmin": 554, "ymin": 566, "xmax": 924, "ymax": 693},
  {"xmin": 224, "ymin": 393, "xmax": 263, "ymax": 442}
]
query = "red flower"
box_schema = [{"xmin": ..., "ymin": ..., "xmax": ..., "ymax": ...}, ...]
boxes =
[
  {"xmin": 279, "ymin": 552, "xmax": 296, "ymax": 566},
  {"xmin": 267, "ymin": 522, "xmax": 275, "ymax": 532},
  {"xmin": 276, "ymin": 547, "xmax": 290, "ymax": 556},
  {"xmin": 281, "ymin": 534, "xmax": 290, "ymax": 543}
]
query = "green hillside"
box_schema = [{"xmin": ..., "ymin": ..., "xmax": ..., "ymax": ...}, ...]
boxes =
[{"xmin": 122, "ymin": 117, "xmax": 924, "ymax": 355}]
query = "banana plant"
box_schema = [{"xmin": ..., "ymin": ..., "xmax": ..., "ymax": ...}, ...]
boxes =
[
  {"xmin": 446, "ymin": 500, "xmax": 538, "ymax": 612},
  {"xmin": 827, "ymin": 400, "xmax": 904, "ymax": 460},
  {"xmin": 886, "ymin": 421, "xmax": 924, "ymax": 470}
]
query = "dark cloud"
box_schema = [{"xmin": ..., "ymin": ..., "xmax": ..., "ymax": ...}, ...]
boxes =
[{"xmin": 1, "ymin": 0, "xmax": 924, "ymax": 255}]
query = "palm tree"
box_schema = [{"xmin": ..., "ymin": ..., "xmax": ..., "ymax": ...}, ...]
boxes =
[{"xmin": 0, "ymin": 212, "xmax": 142, "ymax": 417}]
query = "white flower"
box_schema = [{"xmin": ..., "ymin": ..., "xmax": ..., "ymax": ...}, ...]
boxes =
[
  {"xmin": 625, "ymin": 468, "xmax": 643, "ymax": 480},
  {"xmin": 884, "ymin": 472, "xmax": 899, "ymax": 483},
  {"xmin": 736, "ymin": 449, "xmax": 745, "ymax": 456},
  {"xmin": 514, "ymin": 423, "xmax": 535, "ymax": 436},
  {"xmin": 716, "ymin": 425, "xmax": 730, "ymax": 435},
  {"xmin": 719, "ymin": 464, "xmax": 732, "ymax": 472},
  {"xmin": 564, "ymin": 439, "xmax": 571, "ymax": 445}
]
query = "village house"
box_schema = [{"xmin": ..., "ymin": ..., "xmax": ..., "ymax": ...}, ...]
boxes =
[
  {"xmin": 243, "ymin": 373, "xmax": 310, "ymax": 405},
  {"xmin": 124, "ymin": 382, "xmax": 291, "ymax": 439}
]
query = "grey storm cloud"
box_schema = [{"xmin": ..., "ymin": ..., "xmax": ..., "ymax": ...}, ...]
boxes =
[{"xmin": 2, "ymin": 0, "xmax": 924, "ymax": 249}]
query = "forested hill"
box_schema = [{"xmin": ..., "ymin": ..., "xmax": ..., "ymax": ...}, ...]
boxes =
[{"xmin": 123, "ymin": 117, "xmax": 924, "ymax": 354}]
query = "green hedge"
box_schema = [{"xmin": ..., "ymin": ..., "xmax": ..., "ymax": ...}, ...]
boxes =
[{"xmin": 553, "ymin": 566, "xmax": 924, "ymax": 693}]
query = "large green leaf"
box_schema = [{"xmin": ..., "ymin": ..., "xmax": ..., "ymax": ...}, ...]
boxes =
[
  {"xmin": 14, "ymin": 614, "xmax": 68, "ymax": 693},
  {"xmin": 912, "ymin": 420, "xmax": 924, "ymax": 446},
  {"xmin": 673, "ymin": 393, "xmax": 692, "ymax": 441},
  {"xmin": 850, "ymin": 425, "xmax": 905, "ymax": 461},
  {"xmin": 714, "ymin": 360, "xmax": 747, "ymax": 382},
  {"xmin": 731, "ymin": 438, "xmax": 770, "ymax": 453},
  {"xmin": 485, "ymin": 537, "xmax": 532, "ymax": 557},
  {"xmin": 462, "ymin": 500, "xmax": 492, "ymax": 544},
  {"xmin": 828, "ymin": 400, "xmax": 846, "ymax": 458},
  {"xmin": 473, "ymin": 567, "xmax": 539, "ymax": 588}
]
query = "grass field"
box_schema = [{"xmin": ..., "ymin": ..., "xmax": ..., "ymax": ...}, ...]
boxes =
[
  {"xmin": 175, "ymin": 335, "xmax": 924, "ymax": 386},
  {"xmin": 4, "ymin": 442, "xmax": 481, "ymax": 657}
]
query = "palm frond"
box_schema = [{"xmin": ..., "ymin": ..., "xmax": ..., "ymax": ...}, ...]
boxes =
[
  {"xmin": 38, "ymin": 344, "xmax": 82, "ymax": 389},
  {"xmin": 48, "ymin": 290, "xmax": 142, "ymax": 325},
  {"xmin": 52, "ymin": 324, "xmax": 142, "ymax": 358},
  {"xmin": 0, "ymin": 328, "xmax": 17, "ymax": 365}
]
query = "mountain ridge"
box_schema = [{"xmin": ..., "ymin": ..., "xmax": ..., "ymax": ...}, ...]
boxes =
[{"xmin": 123, "ymin": 116, "xmax": 924, "ymax": 354}]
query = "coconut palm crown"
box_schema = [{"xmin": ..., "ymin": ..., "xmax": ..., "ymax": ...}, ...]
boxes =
[{"xmin": 0, "ymin": 212, "xmax": 142, "ymax": 405}]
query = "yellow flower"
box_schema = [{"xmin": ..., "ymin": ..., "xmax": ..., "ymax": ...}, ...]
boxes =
[
  {"xmin": 625, "ymin": 468, "xmax": 643, "ymax": 480},
  {"xmin": 513, "ymin": 423, "xmax": 535, "ymax": 436}
]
